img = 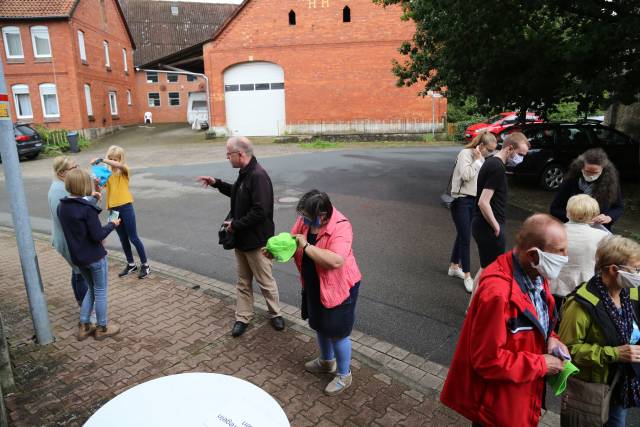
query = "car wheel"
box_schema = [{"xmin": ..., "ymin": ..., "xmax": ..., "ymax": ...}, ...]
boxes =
[
  {"xmin": 539, "ymin": 164, "xmax": 564, "ymax": 191},
  {"xmin": 26, "ymin": 152, "xmax": 39, "ymax": 160}
]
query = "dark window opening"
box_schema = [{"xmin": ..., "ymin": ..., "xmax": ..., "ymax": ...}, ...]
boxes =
[
  {"xmin": 224, "ymin": 85, "xmax": 239, "ymax": 92},
  {"xmin": 167, "ymin": 73, "xmax": 179, "ymax": 82},
  {"xmin": 168, "ymin": 92, "xmax": 180, "ymax": 106},
  {"xmin": 270, "ymin": 82, "xmax": 285, "ymax": 90},
  {"xmin": 255, "ymin": 83, "xmax": 270, "ymax": 90},
  {"xmin": 240, "ymin": 84, "xmax": 255, "ymax": 91},
  {"xmin": 187, "ymin": 74, "xmax": 197, "ymax": 82},
  {"xmin": 146, "ymin": 71, "xmax": 158, "ymax": 83},
  {"xmin": 343, "ymin": 6, "xmax": 350, "ymax": 23},
  {"xmin": 289, "ymin": 10, "xmax": 296, "ymax": 26}
]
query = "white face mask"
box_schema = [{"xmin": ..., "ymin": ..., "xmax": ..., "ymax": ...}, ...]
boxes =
[
  {"xmin": 582, "ymin": 171, "xmax": 601, "ymax": 182},
  {"xmin": 617, "ymin": 270, "xmax": 640, "ymax": 289},
  {"xmin": 507, "ymin": 153, "xmax": 524, "ymax": 167},
  {"xmin": 531, "ymin": 248, "xmax": 568, "ymax": 280}
]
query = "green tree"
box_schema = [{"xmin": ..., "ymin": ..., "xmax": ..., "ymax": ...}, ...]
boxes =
[{"xmin": 377, "ymin": 0, "xmax": 639, "ymax": 119}]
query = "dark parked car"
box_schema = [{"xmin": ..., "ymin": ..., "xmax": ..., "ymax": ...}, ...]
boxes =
[
  {"xmin": 503, "ymin": 122, "xmax": 640, "ymax": 190},
  {"xmin": 0, "ymin": 124, "xmax": 44, "ymax": 163}
]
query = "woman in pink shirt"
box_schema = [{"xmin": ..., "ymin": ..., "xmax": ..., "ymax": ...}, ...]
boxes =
[{"xmin": 291, "ymin": 190, "xmax": 362, "ymax": 396}]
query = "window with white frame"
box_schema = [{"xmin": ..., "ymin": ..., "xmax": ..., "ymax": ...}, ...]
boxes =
[
  {"xmin": 167, "ymin": 73, "xmax": 178, "ymax": 83},
  {"xmin": 103, "ymin": 40, "xmax": 110, "ymax": 67},
  {"xmin": 84, "ymin": 84, "xmax": 93, "ymax": 116},
  {"xmin": 146, "ymin": 71, "xmax": 158, "ymax": 83},
  {"xmin": 168, "ymin": 92, "xmax": 180, "ymax": 106},
  {"xmin": 77, "ymin": 30, "xmax": 87, "ymax": 62},
  {"xmin": 39, "ymin": 83, "xmax": 60, "ymax": 118},
  {"xmin": 127, "ymin": 89, "xmax": 132, "ymax": 105},
  {"xmin": 148, "ymin": 93, "xmax": 160, "ymax": 107},
  {"xmin": 108, "ymin": 92, "xmax": 118, "ymax": 115},
  {"xmin": 11, "ymin": 84, "xmax": 32, "ymax": 119},
  {"xmin": 2, "ymin": 27, "xmax": 24, "ymax": 59},
  {"xmin": 30, "ymin": 26, "xmax": 51, "ymax": 58},
  {"xmin": 122, "ymin": 48, "xmax": 128, "ymax": 72}
]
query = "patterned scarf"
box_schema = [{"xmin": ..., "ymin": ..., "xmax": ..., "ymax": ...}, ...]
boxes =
[
  {"xmin": 578, "ymin": 176, "xmax": 594, "ymax": 196},
  {"xmin": 593, "ymin": 275, "xmax": 640, "ymax": 408}
]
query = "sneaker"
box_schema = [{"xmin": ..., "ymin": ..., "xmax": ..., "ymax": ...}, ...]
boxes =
[
  {"xmin": 305, "ymin": 358, "xmax": 337, "ymax": 374},
  {"xmin": 464, "ymin": 277, "xmax": 474, "ymax": 293},
  {"xmin": 77, "ymin": 322, "xmax": 95, "ymax": 341},
  {"xmin": 94, "ymin": 323, "xmax": 121, "ymax": 341},
  {"xmin": 119, "ymin": 264, "xmax": 138, "ymax": 277},
  {"xmin": 324, "ymin": 372, "xmax": 352, "ymax": 396},
  {"xmin": 448, "ymin": 266, "xmax": 465, "ymax": 280},
  {"xmin": 138, "ymin": 264, "xmax": 150, "ymax": 279}
]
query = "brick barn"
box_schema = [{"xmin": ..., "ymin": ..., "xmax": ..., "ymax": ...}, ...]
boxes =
[{"xmin": 203, "ymin": 0, "xmax": 447, "ymax": 136}]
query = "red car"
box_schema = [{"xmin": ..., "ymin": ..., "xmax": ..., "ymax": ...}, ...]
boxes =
[{"xmin": 463, "ymin": 112, "xmax": 542, "ymax": 141}]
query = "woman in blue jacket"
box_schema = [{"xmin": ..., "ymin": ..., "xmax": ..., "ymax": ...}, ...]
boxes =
[
  {"xmin": 551, "ymin": 148, "xmax": 623, "ymax": 230},
  {"xmin": 58, "ymin": 168, "xmax": 121, "ymax": 341}
]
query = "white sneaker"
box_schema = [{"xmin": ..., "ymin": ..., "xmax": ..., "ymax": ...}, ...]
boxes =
[
  {"xmin": 464, "ymin": 277, "xmax": 474, "ymax": 293},
  {"xmin": 324, "ymin": 372, "xmax": 352, "ymax": 396},
  {"xmin": 448, "ymin": 266, "xmax": 465, "ymax": 280}
]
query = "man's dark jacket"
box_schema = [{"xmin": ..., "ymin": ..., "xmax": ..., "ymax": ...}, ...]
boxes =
[
  {"xmin": 212, "ymin": 156, "xmax": 275, "ymax": 251},
  {"xmin": 57, "ymin": 197, "xmax": 116, "ymax": 266}
]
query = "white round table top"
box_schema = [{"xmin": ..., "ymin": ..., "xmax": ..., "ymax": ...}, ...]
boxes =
[{"xmin": 84, "ymin": 372, "xmax": 290, "ymax": 427}]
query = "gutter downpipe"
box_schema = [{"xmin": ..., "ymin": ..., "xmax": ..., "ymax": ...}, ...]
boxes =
[{"xmin": 138, "ymin": 66, "xmax": 212, "ymax": 131}]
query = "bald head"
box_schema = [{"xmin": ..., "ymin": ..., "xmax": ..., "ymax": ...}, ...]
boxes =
[
  {"xmin": 227, "ymin": 136, "xmax": 253, "ymax": 156},
  {"xmin": 516, "ymin": 213, "xmax": 566, "ymax": 251}
]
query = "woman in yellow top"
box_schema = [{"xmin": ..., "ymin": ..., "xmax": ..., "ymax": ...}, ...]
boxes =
[{"xmin": 92, "ymin": 145, "xmax": 149, "ymax": 279}]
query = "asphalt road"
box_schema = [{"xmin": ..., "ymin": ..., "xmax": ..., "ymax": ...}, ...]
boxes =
[{"xmin": 0, "ymin": 146, "xmax": 533, "ymax": 365}]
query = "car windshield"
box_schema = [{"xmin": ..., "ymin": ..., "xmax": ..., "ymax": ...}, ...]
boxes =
[
  {"xmin": 15, "ymin": 125, "xmax": 37, "ymax": 137},
  {"xmin": 484, "ymin": 114, "xmax": 504, "ymax": 124}
]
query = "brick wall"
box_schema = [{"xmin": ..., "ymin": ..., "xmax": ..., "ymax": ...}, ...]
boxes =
[
  {"xmin": 204, "ymin": 0, "xmax": 445, "ymax": 130},
  {"xmin": 0, "ymin": 0, "xmax": 137, "ymax": 132},
  {"xmin": 134, "ymin": 71, "xmax": 205, "ymax": 123}
]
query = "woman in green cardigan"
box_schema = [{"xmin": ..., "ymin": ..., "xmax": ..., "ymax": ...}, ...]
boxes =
[{"xmin": 559, "ymin": 235, "xmax": 640, "ymax": 426}]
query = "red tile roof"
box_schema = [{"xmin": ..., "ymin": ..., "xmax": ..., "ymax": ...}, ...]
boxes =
[{"xmin": 0, "ymin": 0, "xmax": 79, "ymax": 19}]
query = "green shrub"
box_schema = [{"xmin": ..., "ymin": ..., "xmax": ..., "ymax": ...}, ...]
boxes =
[
  {"xmin": 36, "ymin": 126, "xmax": 90, "ymax": 156},
  {"xmin": 299, "ymin": 139, "xmax": 340, "ymax": 149}
]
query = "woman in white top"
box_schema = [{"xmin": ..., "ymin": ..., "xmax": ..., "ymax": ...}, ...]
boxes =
[
  {"xmin": 551, "ymin": 194, "xmax": 609, "ymax": 310},
  {"xmin": 448, "ymin": 132, "xmax": 497, "ymax": 292}
]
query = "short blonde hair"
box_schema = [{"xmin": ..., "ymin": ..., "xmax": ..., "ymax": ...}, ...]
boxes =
[
  {"xmin": 595, "ymin": 235, "xmax": 640, "ymax": 271},
  {"xmin": 52, "ymin": 156, "xmax": 70, "ymax": 174},
  {"xmin": 566, "ymin": 194, "xmax": 600, "ymax": 223},
  {"xmin": 64, "ymin": 168, "xmax": 93, "ymax": 197}
]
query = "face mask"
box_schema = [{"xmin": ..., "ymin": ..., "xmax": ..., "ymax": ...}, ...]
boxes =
[
  {"xmin": 303, "ymin": 216, "xmax": 321, "ymax": 227},
  {"xmin": 617, "ymin": 270, "xmax": 640, "ymax": 289},
  {"xmin": 531, "ymin": 248, "xmax": 568, "ymax": 280},
  {"xmin": 582, "ymin": 171, "xmax": 601, "ymax": 183},
  {"xmin": 507, "ymin": 153, "xmax": 524, "ymax": 167},
  {"xmin": 483, "ymin": 150, "xmax": 495, "ymax": 158}
]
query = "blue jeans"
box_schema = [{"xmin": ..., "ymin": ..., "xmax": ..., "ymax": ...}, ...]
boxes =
[
  {"xmin": 78, "ymin": 257, "xmax": 108, "ymax": 327},
  {"xmin": 112, "ymin": 203, "xmax": 147, "ymax": 264},
  {"xmin": 450, "ymin": 196, "xmax": 475, "ymax": 273},
  {"xmin": 317, "ymin": 333, "xmax": 352, "ymax": 375},
  {"xmin": 71, "ymin": 271, "xmax": 88, "ymax": 306},
  {"xmin": 605, "ymin": 403, "xmax": 628, "ymax": 427}
]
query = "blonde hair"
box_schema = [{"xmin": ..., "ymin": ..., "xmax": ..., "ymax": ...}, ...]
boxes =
[
  {"xmin": 566, "ymin": 194, "xmax": 600, "ymax": 223},
  {"xmin": 52, "ymin": 156, "xmax": 70, "ymax": 175},
  {"xmin": 465, "ymin": 131, "xmax": 497, "ymax": 149},
  {"xmin": 595, "ymin": 235, "xmax": 640, "ymax": 271},
  {"xmin": 106, "ymin": 145, "xmax": 127, "ymax": 175},
  {"xmin": 64, "ymin": 168, "xmax": 93, "ymax": 197},
  {"xmin": 503, "ymin": 131, "xmax": 530, "ymax": 149}
]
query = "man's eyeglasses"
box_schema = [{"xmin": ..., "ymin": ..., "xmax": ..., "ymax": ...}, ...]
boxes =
[{"xmin": 226, "ymin": 151, "xmax": 241, "ymax": 158}]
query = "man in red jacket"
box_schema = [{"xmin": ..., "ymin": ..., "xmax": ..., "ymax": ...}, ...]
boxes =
[{"xmin": 441, "ymin": 213, "xmax": 571, "ymax": 426}]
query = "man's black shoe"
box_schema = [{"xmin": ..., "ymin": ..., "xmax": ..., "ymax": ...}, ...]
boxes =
[
  {"xmin": 271, "ymin": 316, "xmax": 285, "ymax": 331},
  {"xmin": 231, "ymin": 321, "xmax": 248, "ymax": 337},
  {"xmin": 118, "ymin": 264, "xmax": 138, "ymax": 277}
]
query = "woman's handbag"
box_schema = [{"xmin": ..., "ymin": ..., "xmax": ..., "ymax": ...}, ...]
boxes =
[
  {"xmin": 218, "ymin": 213, "xmax": 235, "ymax": 250},
  {"xmin": 440, "ymin": 156, "xmax": 459, "ymax": 209},
  {"xmin": 560, "ymin": 369, "xmax": 621, "ymax": 426}
]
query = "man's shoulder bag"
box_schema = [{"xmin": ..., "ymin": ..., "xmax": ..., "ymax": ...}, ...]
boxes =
[{"xmin": 218, "ymin": 213, "xmax": 235, "ymax": 250}]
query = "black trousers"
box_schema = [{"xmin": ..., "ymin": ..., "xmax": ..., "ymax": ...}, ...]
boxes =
[{"xmin": 472, "ymin": 217, "xmax": 506, "ymax": 268}]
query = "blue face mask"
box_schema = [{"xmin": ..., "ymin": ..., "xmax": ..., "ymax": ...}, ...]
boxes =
[{"xmin": 302, "ymin": 216, "xmax": 321, "ymax": 227}]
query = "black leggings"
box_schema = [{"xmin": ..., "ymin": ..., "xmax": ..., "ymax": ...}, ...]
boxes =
[{"xmin": 472, "ymin": 217, "xmax": 506, "ymax": 268}]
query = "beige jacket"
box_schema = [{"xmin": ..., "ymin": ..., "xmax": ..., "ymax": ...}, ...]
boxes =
[
  {"xmin": 550, "ymin": 222, "xmax": 609, "ymax": 297},
  {"xmin": 451, "ymin": 148, "xmax": 484, "ymax": 198}
]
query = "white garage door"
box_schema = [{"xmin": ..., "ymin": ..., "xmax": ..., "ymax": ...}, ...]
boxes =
[{"xmin": 224, "ymin": 62, "xmax": 286, "ymax": 136}]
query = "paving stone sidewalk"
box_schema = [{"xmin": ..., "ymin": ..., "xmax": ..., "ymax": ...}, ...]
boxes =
[{"xmin": 0, "ymin": 228, "xmax": 559, "ymax": 426}]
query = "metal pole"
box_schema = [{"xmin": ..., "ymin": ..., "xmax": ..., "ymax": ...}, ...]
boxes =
[{"xmin": 0, "ymin": 59, "xmax": 53, "ymax": 345}]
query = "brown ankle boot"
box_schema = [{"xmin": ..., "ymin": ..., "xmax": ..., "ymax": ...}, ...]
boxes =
[
  {"xmin": 77, "ymin": 323, "xmax": 94, "ymax": 341},
  {"xmin": 94, "ymin": 323, "xmax": 121, "ymax": 341}
]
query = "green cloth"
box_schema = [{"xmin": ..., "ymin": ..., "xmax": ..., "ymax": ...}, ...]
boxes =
[
  {"xmin": 548, "ymin": 361, "xmax": 580, "ymax": 396},
  {"xmin": 266, "ymin": 232, "xmax": 297, "ymax": 262}
]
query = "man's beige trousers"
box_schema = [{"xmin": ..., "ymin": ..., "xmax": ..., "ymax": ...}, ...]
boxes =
[{"xmin": 234, "ymin": 248, "xmax": 282, "ymax": 323}]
